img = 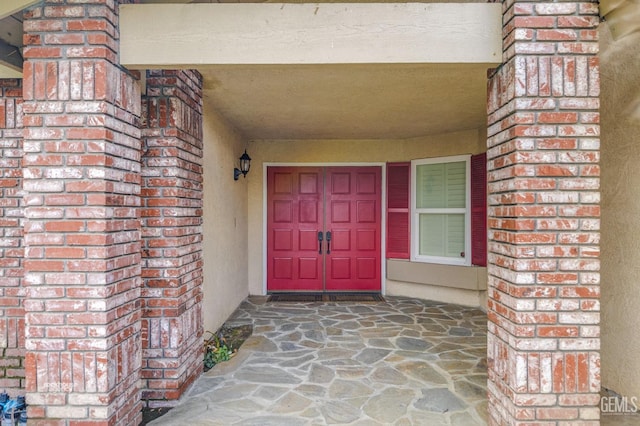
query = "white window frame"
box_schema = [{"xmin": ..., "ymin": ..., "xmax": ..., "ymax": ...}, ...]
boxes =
[{"xmin": 410, "ymin": 155, "xmax": 471, "ymax": 266}]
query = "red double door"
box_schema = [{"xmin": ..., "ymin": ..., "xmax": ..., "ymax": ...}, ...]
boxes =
[{"xmin": 267, "ymin": 166, "xmax": 382, "ymax": 292}]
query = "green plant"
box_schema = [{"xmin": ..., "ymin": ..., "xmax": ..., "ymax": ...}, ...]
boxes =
[{"xmin": 203, "ymin": 331, "xmax": 234, "ymax": 370}]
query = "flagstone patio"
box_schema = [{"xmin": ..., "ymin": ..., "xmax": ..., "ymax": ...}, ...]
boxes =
[{"xmin": 147, "ymin": 296, "xmax": 488, "ymax": 425}]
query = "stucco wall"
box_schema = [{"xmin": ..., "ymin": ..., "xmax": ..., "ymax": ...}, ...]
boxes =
[
  {"xmin": 247, "ymin": 128, "xmax": 486, "ymax": 303},
  {"xmin": 386, "ymin": 260, "xmax": 487, "ymax": 308},
  {"xmin": 600, "ymin": 24, "xmax": 640, "ymax": 398},
  {"xmin": 202, "ymin": 99, "xmax": 249, "ymax": 333}
]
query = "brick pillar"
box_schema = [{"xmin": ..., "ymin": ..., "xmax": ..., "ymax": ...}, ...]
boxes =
[
  {"xmin": 486, "ymin": 1, "xmax": 601, "ymax": 424},
  {"xmin": 21, "ymin": 1, "xmax": 143, "ymax": 424},
  {"xmin": 0, "ymin": 80, "xmax": 25, "ymax": 394},
  {"xmin": 140, "ymin": 70, "xmax": 204, "ymax": 406}
]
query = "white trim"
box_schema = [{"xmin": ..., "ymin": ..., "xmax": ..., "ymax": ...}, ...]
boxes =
[
  {"xmin": 262, "ymin": 164, "xmax": 268, "ymax": 295},
  {"xmin": 265, "ymin": 162, "xmax": 384, "ymax": 167},
  {"xmin": 381, "ymin": 167, "xmax": 387, "ymax": 295},
  {"xmin": 410, "ymin": 154, "xmax": 471, "ymax": 267},
  {"xmin": 263, "ymin": 162, "xmax": 386, "ymax": 295}
]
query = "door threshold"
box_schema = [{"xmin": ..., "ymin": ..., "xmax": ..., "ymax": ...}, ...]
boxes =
[{"xmin": 267, "ymin": 292, "xmax": 385, "ymax": 303}]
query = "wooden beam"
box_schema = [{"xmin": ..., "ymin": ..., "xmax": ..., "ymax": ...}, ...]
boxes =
[
  {"xmin": 0, "ymin": 39, "xmax": 22, "ymax": 72},
  {"xmin": 0, "ymin": 0, "xmax": 38, "ymax": 20},
  {"xmin": 120, "ymin": 3, "xmax": 502, "ymax": 69},
  {"xmin": 0, "ymin": 64, "xmax": 21, "ymax": 79}
]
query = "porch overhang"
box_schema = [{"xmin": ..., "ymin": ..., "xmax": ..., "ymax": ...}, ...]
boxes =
[
  {"xmin": 118, "ymin": 2, "xmax": 502, "ymax": 139},
  {"xmin": 0, "ymin": 0, "xmax": 33, "ymax": 78},
  {"xmin": 0, "ymin": 0, "xmax": 37, "ymax": 19},
  {"xmin": 0, "ymin": 40, "xmax": 22, "ymax": 78},
  {"xmin": 119, "ymin": 3, "xmax": 502, "ymax": 68}
]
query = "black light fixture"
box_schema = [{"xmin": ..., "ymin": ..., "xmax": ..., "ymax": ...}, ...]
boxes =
[{"xmin": 234, "ymin": 149, "xmax": 251, "ymax": 180}]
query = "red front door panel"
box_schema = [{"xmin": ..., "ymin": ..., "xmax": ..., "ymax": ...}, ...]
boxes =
[
  {"xmin": 325, "ymin": 167, "xmax": 381, "ymax": 291},
  {"xmin": 267, "ymin": 166, "xmax": 381, "ymax": 293},
  {"xmin": 267, "ymin": 167, "xmax": 323, "ymax": 291}
]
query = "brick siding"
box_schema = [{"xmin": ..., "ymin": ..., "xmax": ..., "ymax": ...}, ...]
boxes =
[
  {"xmin": 0, "ymin": 80, "xmax": 25, "ymax": 394},
  {"xmin": 140, "ymin": 70, "xmax": 204, "ymax": 407},
  {"xmin": 21, "ymin": 1, "xmax": 143, "ymax": 424},
  {"xmin": 0, "ymin": 0, "xmax": 605, "ymax": 423},
  {"xmin": 486, "ymin": 1, "xmax": 601, "ymax": 424}
]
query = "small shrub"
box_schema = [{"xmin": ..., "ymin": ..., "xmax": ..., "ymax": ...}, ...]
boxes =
[{"xmin": 203, "ymin": 331, "xmax": 235, "ymax": 371}]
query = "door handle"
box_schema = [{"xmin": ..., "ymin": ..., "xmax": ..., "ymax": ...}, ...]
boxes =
[
  {"xmin": 318, "ymin": 231, "xmax": 323, "ymax": 254},
  {"xmin": 326, "ymin": 231, "xmax": 331, "ymax": 255}
]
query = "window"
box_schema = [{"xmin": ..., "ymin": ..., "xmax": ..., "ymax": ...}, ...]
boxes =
[
  {"xmin": 411, "ymin": 155, "xmax": 470, "ymax": 265},
  {"xmin": 386, "ymin": 154, "xmax": 487, "ymax": 266}
]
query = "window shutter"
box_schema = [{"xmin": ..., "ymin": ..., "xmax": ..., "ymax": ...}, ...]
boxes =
[
  {"xmin": 471, "ymin": 153, "xmax": 487, "ymax": 266},
  {"xmin": 387, "ymin": 162, "xmax": 410, "ymax": 259}
]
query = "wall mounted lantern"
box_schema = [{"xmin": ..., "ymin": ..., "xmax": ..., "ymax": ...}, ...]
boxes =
[{"xmin": 234, "ymin": 150, "xmax": 251, "ymax": 180}]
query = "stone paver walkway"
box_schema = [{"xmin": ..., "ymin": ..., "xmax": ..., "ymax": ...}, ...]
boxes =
[{"xmin": 150, "ymin": 296, "xmax": 488, "ymax": 425}]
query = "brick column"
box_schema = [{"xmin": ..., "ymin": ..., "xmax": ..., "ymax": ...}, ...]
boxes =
[
  {"xmin": 0, "ymin": 79, "xmax": 25, "ymax": 394},
  {"xmin": 22, "ymin": 1, "xmax": 143, "ymax": 424},
  {"xmin": 140, "ymin": 70, "xmax": 204, "ymax": 406},
  {"xmin": 487, "ymin": 1, "xmax": 601, "ymax": 424}
]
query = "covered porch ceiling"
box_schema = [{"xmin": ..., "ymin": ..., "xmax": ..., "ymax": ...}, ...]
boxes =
[
  {"xmin": 200, "ymin": 63, "xmax": 493, "ymax": 140},
  {"xmin": 2, "ymin": 0, "xmax": 504, "ymax": 140}
]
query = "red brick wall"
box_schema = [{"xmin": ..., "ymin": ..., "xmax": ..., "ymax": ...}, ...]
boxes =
[
  {"xmin": 487, "ymin": 1, "xmax": 601, "ymax": 424},
  {"xmin": 0, "ymin": 80, "xmax": 25, "ymax": 394},
  {"xmin": 22, "ymin": 1, "xmax": 143, "ymax": 424},
  {"xmin": 140, "ymin": 70, "xmax": 204, "ymax": 406}
]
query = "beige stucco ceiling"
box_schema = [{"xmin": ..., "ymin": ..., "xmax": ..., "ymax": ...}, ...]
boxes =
[{"xmin": 201, "ymin": 63, "xmax": 491, "ymax": 140}]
